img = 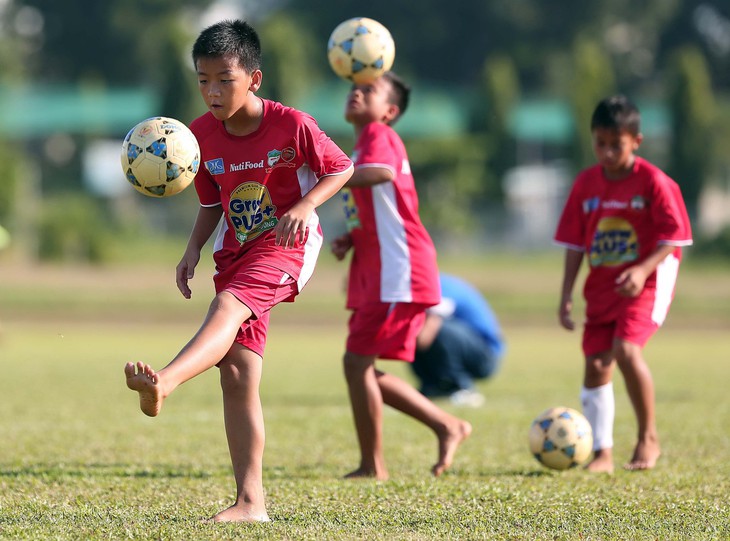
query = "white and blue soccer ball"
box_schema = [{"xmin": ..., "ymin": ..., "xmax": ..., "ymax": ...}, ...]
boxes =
[
  {"xmin": 121, "ymin": 116, "xmax": 200, "ymax": 198},
  {"xmin": 529, "ymin": 406, "xmax": 593, "ymax": 470},
  {"xmin": 327, "ymin": 17, "xmax": 395, "ymax": 85}
]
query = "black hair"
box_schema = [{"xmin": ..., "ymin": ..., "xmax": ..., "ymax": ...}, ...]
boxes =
[
  {"xmin": 382, "ymin": 71, "xmax": 410, "ymax": 124},
  {"xmin": 192, "ymin": 19, "xmax": 261, "ymax": 73},
  {"xmin": 591, "ymin": 95, "xmax": 641, "ymax": 136}
]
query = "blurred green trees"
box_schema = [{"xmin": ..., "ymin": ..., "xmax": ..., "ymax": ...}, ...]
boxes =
[{"xmin": 1, "ymin": 0, "xmax": 729, "ymax": 261}]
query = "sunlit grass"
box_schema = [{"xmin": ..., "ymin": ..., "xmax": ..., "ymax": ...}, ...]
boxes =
[{"xmin": 1, "ymin": 253, "xmax": 729, "ymax": 539}]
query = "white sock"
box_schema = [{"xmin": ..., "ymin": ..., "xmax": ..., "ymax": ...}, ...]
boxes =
[{"xmin": 581, "ymin": 383, "xmax": 614, "ymax": 451}]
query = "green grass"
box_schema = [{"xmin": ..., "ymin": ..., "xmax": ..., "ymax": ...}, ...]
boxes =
[{"xmin": 1, "ymin": 253, "xmax": 729, "ymax": 540}]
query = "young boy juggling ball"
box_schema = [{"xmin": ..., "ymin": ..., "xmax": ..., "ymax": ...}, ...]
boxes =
[
  {"xmin": 554, "ymin": 95, "xmax": 692, "ymax": 473},
  {"xmin": 124, "ymin": 19, "xmax": 353, "ymax": 522},
  {"xmin": 331, "ymin": 72, "xmax": 471, "ymax": 480}
]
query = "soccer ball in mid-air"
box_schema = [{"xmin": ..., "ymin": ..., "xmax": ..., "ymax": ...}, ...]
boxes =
[
  {"xmin": 121, "ymin": 116, "xmax": 200, "ymax": 197},
  {"xmin": 327, "ymin": 17, "xmax": 395, "ymax": 84},
  {"xmin": 529, "ymin": 407, "xmax": 593, "ymax": 470}
]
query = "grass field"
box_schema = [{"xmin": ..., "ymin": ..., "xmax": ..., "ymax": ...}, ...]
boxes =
[{"xmin": 1, "ymin": 252, "xmax": 729, "ymax": 540}]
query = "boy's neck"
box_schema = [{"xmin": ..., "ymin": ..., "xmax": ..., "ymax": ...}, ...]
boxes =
[
  {"xmin": 353, "ymin": 119, "xmax": 386, "ymax": 138},
  {"xmin": 602, "ymin": 156, "xmax": 637, "ymax": 180},
  {"xmin": 224, "ymin": 96, "xmax": 264, "ymax": 137}
]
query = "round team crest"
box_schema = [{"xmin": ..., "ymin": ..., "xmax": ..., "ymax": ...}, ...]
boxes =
[{"xmin": 228, "ymin": 182, "xmax": 278, "ymax": 244}]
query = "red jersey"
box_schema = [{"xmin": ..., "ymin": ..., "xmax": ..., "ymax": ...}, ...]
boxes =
[
  {"xmin": 341, "ymin": 122, "xmax": 440, "ymax": 308},
  {"xmin": 190, "ymin": 100, "xmax": 352, "ymax": 290},
  {"xmin": 554, "ymin": 156, "xmax": 692, "ymax": 322}
]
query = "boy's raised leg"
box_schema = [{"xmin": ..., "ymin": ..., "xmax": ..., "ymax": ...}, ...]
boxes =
[
  {"xmin": 376, "ymin": 370, "xmax": 472, "ymax": 476},
  {"xmin": 124, "ymin": 292, "xmax": 252, "ymax": 417},
  {"xmin": 124, "ymin": 361, "xmax": 164, "ymax": 417}
]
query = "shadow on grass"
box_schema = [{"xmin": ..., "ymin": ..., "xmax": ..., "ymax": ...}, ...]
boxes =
[
  {"xmin": 473, "ymin": 468, "xmax": 559, "ymax": 478},
  {"xmin": 0, "ymin": 462, "xmax": 220, "ymax": 479}
]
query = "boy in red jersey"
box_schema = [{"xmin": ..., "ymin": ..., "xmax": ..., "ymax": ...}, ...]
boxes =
[
  {"xmin": 554, "ymin": 95, "xmax": 692, "ymax": 473},
  {"xmin": 331, "ymin": 72, "xmax": 471, "ymax": 480},
  {"xmin": 123, "ymin": 20, "xmax": 353, "ymax": 522}
]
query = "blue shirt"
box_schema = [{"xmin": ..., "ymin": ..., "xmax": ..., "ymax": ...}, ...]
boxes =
[{"xmin": 436, "ymin": 274, "xmax": 506, "ymax": 358}]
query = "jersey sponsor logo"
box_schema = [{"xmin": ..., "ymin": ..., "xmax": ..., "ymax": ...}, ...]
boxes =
[
  {"xmin": 228, "ymin": 182, "xmax": 278, "ymax": 244},
  {"xmin": 602, "ymin": 199, "xmax": 628, "ymax": 209},
  {"xmin": 341, "ymin": 188, "xmax": 361, "ymax": 231},
  {"xmin": 265, "ymin": 147, "xmax": 297, "ymax": 173},
  {"xmin": 230, "ymin": 160, "xmax": 264, "ymax": 172},
  {"xmin": 589, "ymin": 217, "xmax": 639, "ymax": 267},
  {"xmin": 582, "ymin": 197, "xmax": 600, "ymax": 214},
  {"xmin": 204, "ymin": 158, "xmax": 225, "ymax": 175},
  {"xmin": 401, "ymin": 159, "xmax": 411, "ymax": 175}
]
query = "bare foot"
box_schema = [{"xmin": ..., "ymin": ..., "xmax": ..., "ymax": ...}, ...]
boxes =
[
  {"xmin": 585, "ymin": 449, "xmax": 614, "ymax": 474},
  {"xmin": 124, "ymin": 361, "xmax": 164, "ymax": 417},
  {"xmin": 212, "ymin": 504, "xmax": 270, "ymax": 523},
  {"xmin": 432, "ymin": 419, "xmax": 472, "ymax": 477},
  {"xmin": 625, "ymin": 437, "xmax": 661, "ymax": 471},
  {"xmin": 344, "ymin": 467, "xmax": 389, "ymax": 481}
]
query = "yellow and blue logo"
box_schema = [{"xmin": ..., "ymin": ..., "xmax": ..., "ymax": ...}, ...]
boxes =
[
  {"xmin": 228, "ymin": 182, "xmax": 278, "ymax": 244},
  {"xmin": 589, "ymin": 217, "xmax": 639, "ymax": 267},
  {"xmin": 341, "ymin": 188, "xmax": 361, "ymax": 232}
]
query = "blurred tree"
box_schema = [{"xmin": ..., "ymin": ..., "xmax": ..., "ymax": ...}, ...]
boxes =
[
  {"xmin": 3, "ymin": 0, "xmax": 728, "ymax": 245},
  {"xmin": 258, "ymin": 13, "xmax": 324, "ymax": 105},
  {"xmin": 0, "ymin": 0, "xmax": 35, "ymax": 250},
  {"xmin": 666, "ymin": 44, "xmax": 715, "ymax": 221},
  {"xmin": 569, "ymin": 35, "xmax": 616, "ymax": 169},
  {"xmin": 20, "ymin": 0, "xmax": 212, "ymax": 119},
  {"xmin": 479, "ymin": 54, "xmax": 520, "ymax": 200}
]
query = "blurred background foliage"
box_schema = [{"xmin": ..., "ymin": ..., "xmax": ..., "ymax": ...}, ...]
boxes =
[{"xmin": 0, "ymin": 0, "xmax": 729, "ymax": 262}]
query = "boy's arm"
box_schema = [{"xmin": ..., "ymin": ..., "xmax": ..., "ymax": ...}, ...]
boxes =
[
  {"xmin": 275, "ymin": 168, "xmax": 354, "ymax": 248},
  {"xmin": 345, "ymin": 166, "xmax": 393, "ymax": 187},
  {"xmin": 176, "ymin": 205, "xmax": 223, "ymax": 299},
  {"xmin": 615, "ymin": 243, "xmax": 677, "ymax": 297},
  {"xmin": 559, "ymin": 248, "xmax": 584, "ymax": 331}
]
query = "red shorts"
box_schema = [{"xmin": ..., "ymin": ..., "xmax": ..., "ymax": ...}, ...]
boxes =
[
  {"xmin": 582, "ymin": 288, "xmax": 665, "ymax": 357},
  {"xmin": 214, "ymin": 264, "xmax": 298, "ymax": 358},
  {"xmin": 346, "ymin": 302, "xmax": 429, "ymax": 361}
]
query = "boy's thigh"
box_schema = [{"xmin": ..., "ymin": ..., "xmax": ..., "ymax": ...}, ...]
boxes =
[
  {"xmin": 218, "ymin": 264, "xmax": 298, "ymax": 358},
  {"xmin": 583, "ymin": 297, "xmax": 659, "ymax": 357},
  {"xmin": 347, "ymin": 302, "xmax": 428, "ymax": 361}
]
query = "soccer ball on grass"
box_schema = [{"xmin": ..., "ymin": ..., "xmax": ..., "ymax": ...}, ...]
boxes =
[
  {"xmin": 327, "ymin": 17, "xmax": 395, "ymax": 84},
  {"xmin": 120, "ymin": 116, "xmax": 200, "ymax": 198},
  {"xmin": 529, "ymin": 406, "xmax": 593, "ymax": 470}
]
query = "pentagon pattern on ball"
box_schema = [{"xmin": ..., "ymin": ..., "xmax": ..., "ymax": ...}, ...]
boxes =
[
  {"xmin": 120, "ymin": 117, "xmax": 200, "ymax": 198},
  {"xmin": 327, "ymin": 17, "xmax": 395, "ymax": 85},
  {"xmin": 528, "ymin": 407, "xmax": 593, "ymax": 471}
]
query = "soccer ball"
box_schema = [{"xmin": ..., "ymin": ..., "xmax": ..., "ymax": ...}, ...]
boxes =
[
  {"xmin": 529, "ymin": 407, "xmax": 593, "ymax": 470},
  {"xmin": 120, "ymin": 116, "xmax": 200, "ymax": 198},
  {"xmin": 327, "ymin": 17, "xmax": 395, "ymax": 84}
]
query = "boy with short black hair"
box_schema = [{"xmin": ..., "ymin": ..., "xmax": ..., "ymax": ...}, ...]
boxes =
[
  {"xmin": 554, "ymin": 95, "xmax": 692, "ymax": 473},
  {"xmin": 331, "ymin": 72, "xmax": 471, "ymax": 480},
  {"xmin": 124, "ymin": 19, "xmax": 353, "ymax": 522}
]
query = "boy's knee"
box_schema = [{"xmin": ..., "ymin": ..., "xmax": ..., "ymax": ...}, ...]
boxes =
[
  {"xmin": 584, "ymin": 352, "xmax": 614, "ymax": 386},
  {"xmin": 219, "ymin": 364, "xmax": 239, "ymax": 391},
  {"xmin": 343, "ymin": 351, "xmax": 372, "ymax": 380},
  {"xmin": 612, "ymin": 340, "xmax": 642, "ymax": 367}
]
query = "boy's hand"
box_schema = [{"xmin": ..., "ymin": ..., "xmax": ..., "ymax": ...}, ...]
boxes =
[
  {"xmin": 275, "ymin": 200, "xmax": 314, "ymax": 249},
  {"xmin": 176, "ymin": 250, "xmax": 201, "ymax": 299},
  {"xmin": 615, "ymin": 266, "xmax": 648, "ymax": 297},
  {"xmin": 559, "ymin": 298, "xmax": 575, "ymax": 330},
  {"xmin": 330, "ymin": 233, "xmax": 352, "ymax": 261}
]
